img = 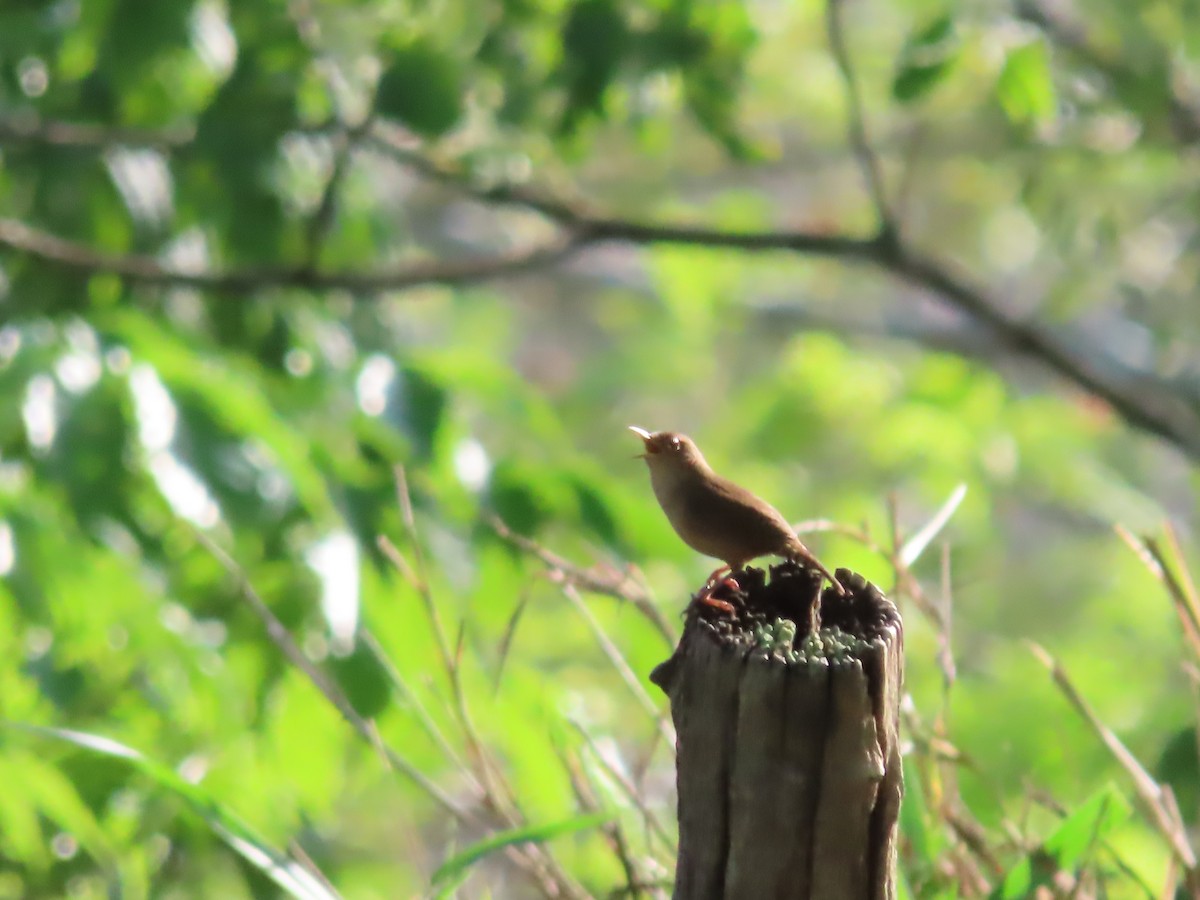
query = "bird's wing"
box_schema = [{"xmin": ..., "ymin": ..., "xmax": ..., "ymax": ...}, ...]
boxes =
[{"xmin": 680, "ymin": 474, "xmax": 796, "ymax": 563}]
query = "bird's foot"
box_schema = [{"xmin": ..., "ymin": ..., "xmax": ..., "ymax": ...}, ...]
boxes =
[{"xmin": 692, "ymin": 575, "xmax": 740, "ymax": 615}]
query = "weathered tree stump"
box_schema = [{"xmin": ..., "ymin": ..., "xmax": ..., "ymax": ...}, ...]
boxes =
[{"xmin": 650, "ymin": 561, "xmax": 904, "ymax": 900}]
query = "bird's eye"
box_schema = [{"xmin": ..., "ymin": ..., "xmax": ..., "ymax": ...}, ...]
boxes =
[{"xmin": 669, "ymin": 437, "xmax": 682, "ymax": 451}]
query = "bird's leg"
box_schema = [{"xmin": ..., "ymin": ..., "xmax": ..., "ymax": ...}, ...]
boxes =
[
  {"xmin": 692, "ymin": 564, "xmax": 738, "ymax": 614},
  {"xmin": 702, "ymin": 563, "xmax": 735, "ymax": 589}
]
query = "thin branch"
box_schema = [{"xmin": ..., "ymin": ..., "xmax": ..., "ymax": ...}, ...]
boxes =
[
  {"xmin": 489, "ymin": 515, "xmax": 676, "ymax": 647},
  {"xmin": 1115, "ymin": 525, "xmax": 1200, "ymax": 658},
  {"xmin": 555, "ymin": 739, "xmax": 646, "ymax": 900},
  {"xmin": 561, "ymin": 584, "xmax": 676, "ymax": 749},
  {"xmin": 794, "ymin": 517, "xmax": 946, "ymax": 629},
  {"xmin": 0, "ymin": 217, "xmax": 584, "ymax": 295},
  {"xmin": 193, "ymin": 530, "xmax": 471, "ymax": 821},
  {"xmin": 377, "ymin": 531, "xmax": 518, "ymax": 819},
  {"xmin": 379, "ymin": 475, "xmax": 587, "ymax": 900},
  {"xmin": 357, "ymin": 628, "xmax": 479, "ymax": 786},
  {"xmin": 825, "ymin": 0, "xmax": 896, "ymax": 234},
  {"xmin": 303, "ymin": 132, "xmax": 359, "ymax": 269},
  {"xmin": 1028, "ymin": 641, "xmax": 1199, "ymax": 874},
  {"xmin": 886, "ymin": 246, "xmax": 1200, "ymax": 459},
  {"xmin": 6, "ymin": 132, "xmax": 1200, "ymax": 459},
  {"xmin": 0, "ymin": 115, "xmax": 194, "ymax": 150},
  {"xmin": 1015, "ymin": 0, "xmax": 1200, "ymax": 145},
  {"xmin": 569, "ymin": 720, "xmax": 675, "ymax": 853},
  {"xmin": 371, "ymin": 135, "xmax": 1200, "ymax": 461}
]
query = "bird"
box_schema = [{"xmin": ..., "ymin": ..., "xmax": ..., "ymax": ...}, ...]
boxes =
[{"xmin": 629, "ymin": 426, "xmax": 847, "ymax": 610}]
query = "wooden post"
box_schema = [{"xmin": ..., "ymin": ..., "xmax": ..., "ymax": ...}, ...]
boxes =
[{"xmin": 650, "ymin": 561, "xmax": 904, "ymax": 900}]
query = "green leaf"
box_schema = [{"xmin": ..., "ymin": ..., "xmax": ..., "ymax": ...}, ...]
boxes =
[
  {"xmin": 996, "ymin": 40, "xmax": 1056, "ymax": 124},
  {"xmin": 328, "ymin": 643, "xmax": 391, "ymax": 720},
  {"xmin": 569, "ymin": 473, "xmax": 621, "ymax": 549},
  {"xmin": 376, "ymin": 39, "xmax": 463, "ymax": 138},
  {"xmin": 991, "ymin": 783, "xmax": 1131, "ymax": 899},
  {"xmin": 104, "ymin": 310, "xmax": 335, "ymax": 523},
  {"xmin": 9, "ymin": 725, "xmax": 342, "ymax": 900},
  {"xmin": 430, "ymin": 812, "xmax": 610, "ymax": 888},
  {"xmin": 487, "ymin": 459, "xmax": 573, "ymax": 536},
  {"xmin": 892, "ymin": 15, "xmax": 959, "ymax": 103},
  {"xmin": 1042, "ymin": 784, "xmax": 1131, "ymax": 869},
  {"xmin": 1157, "ymin": 726, "xmax": 1200, "ymax": 818},
  {"xmin": 393, "ymin": 366, "xmax": 446, "ymax": 462},
  {"xmin": 44, "ymin": 376, "xmax": 138, "ymax": 532},
  {"xmin": 559, "ymin": 0, "xmax": 629, "ymax": 130}
]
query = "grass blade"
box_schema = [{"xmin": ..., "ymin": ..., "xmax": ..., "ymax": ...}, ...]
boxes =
[
  {"xmin": 1028, "ymin": 643, "xmax": 1199, "ymax": 871},
  {"xmin": 430, "ymin": 812, "xmax": 610, "ymax": 888},
  {"xmin": 10, "ymin": 724, "xmax": 340, "ymax": 900},
  {"xmin": 899, "ymin": 483, "xmax": 967, "ymax": 567}
]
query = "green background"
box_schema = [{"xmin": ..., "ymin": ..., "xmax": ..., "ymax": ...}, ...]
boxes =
[{"xmin": 1, "ymin": 0, "xmax": 1199, "ymax": 896}]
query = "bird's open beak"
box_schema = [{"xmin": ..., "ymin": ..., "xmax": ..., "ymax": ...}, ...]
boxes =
[{"xmin": 628, "ymin": 425, "xmax": 654, "ymax": 458}]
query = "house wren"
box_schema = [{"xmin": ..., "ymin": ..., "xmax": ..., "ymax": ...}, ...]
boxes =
[{"xmin": 629, "ymin": 426, "xmax": 847, "ymax": 607}]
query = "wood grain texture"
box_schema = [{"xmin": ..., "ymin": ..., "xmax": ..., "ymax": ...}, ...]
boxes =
[{"xmin": 651, "ymin": 563, "xmax": 903, "ymax": 900}]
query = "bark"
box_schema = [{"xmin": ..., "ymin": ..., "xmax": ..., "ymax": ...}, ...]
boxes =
[{"xmin": 651, "ymin": 562, "xmax": 904, "ymax": 900}]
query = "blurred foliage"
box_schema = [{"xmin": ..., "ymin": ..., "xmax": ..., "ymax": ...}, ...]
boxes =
[{"xmin": 1, "ymin": 0, "xmax": 1200, "ymax": 897}]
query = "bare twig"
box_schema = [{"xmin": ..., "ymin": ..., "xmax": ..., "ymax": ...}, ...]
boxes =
[
  {"xmin": 1028, "ymin": 641, "xmax": 1199, "ymax": 876},
  {"xmin": 0, "ymin": 115, "xmax": 194, "ymax": 149},
  {"xmin": 794, "ymin": 517, "xmax": 945, "ymax": 628},
  {"xmin": 569, "ymin": 720, "xmax": 675, "ymax": 853},
  {"xmin": 193, "ymin": 529, "xmax": 469, "ymax": 820},
  {"xmin": 942, "ymin": 806, "xmax": 1004, "ymax": 884},
  {"xmin": 489, "ymin": 515, "xmax": 676, "ymax": 647},
  {"xmin": 561, "ymin": 584, "xmax": 675, "ymax": 749},
  {"xmin": 357, "ymin": 629, "xmax": 478, "ymax": 784},
  {"xmin": 1118, "ymin": 525, "xmax": 1200, "ymax": 660},
  {"xmin": 555, "ymin": 740, "xmax": 645, "ymax": 900},
  {"xmin": 492, "ymin": 594, "xmax": 531, "ymax": 694},
  {"xmin": 379, "ymin": 477, "xmax": 590, "ymax": 899},
  {"xmin": 1162, "ymin": 522, "xmax": 1200, "ymax": 629},
  {"xmin": 380, "ymin": 492, "xmax": 517, "ymax": 821},
  {"xmin": 388, "ymin": 468, "xmax": 455, "ymax": 674},
  {"xmin": 825, "ymin": 0, "xmax": 895, "ymax": 233},
  {"xmin": 937, "ymin": 541, "xmax": 957, "ymax": 696}
]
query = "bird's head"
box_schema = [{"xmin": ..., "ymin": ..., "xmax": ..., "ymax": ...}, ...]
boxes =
[{"xmin": 628, "ymin": 426, "xmax": 710, "ymax": 477}]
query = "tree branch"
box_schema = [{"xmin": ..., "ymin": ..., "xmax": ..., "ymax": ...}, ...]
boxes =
[
  {"xmin": 0, "ymin": 115, "xmax": 194, "ymax": 150},
  {"xmin": 302, "ymin": 114, "xmax": 378, "ymax": 270},
  {"xmin": 380, "ymin": 137, "xmax": 1200, "ymax": 458},
  {"xmin": 4, "ymin": 125, "xmax": 1200, "ymax": 459},
  {"xmin": 0, "ymin": 217, "xmax": 585, "ymax": 295},
  {"xmin": 1016, "ymin": 0, "xmax": 1200, "ymax": 144},
  {"xmin": 887, "ymin": 246, "xmax": 1200, "ymax": 457},
  {"xmin": 826, "ymin": 0, "xmax": 896, "ymax": 235}
]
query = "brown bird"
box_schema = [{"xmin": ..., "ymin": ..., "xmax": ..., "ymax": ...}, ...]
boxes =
[{"xmin": 630, "ymin": 426, "xmax": 847, "ymax": 609}]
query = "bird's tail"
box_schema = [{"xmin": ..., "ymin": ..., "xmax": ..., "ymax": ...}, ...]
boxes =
[{"xmin": 786, "ymin": 537, "xmax": 848, "ymax": 596}]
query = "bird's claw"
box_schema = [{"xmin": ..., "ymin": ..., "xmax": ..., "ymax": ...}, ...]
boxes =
[
  {"xmin": 698, "ymin": 596, "xmax": 736, "ymax": 614},
  {"xmin": 692, "ymin": 575, "xmax": 740, "ymax": 615}
]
